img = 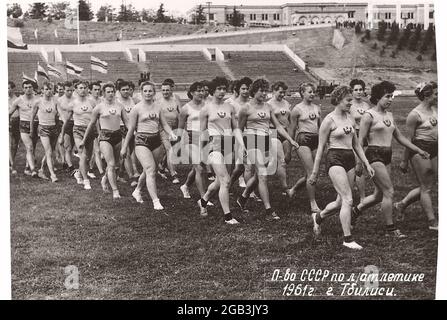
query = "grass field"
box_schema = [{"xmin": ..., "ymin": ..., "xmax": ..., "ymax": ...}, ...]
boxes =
[{"xmin": 10, "ymin": 96, "xmax": 438, "ymax": 300}]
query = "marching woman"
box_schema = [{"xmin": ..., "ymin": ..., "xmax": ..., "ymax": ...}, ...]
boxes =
[
  {"xmin": 178, "ymin": 82, "xmax": 208, "ymax": 200},
  {"xmin": 287, "ymin": 82, "xmax": 322, "ymax": 213},
  {"xmin": 349, "ymin": 79, "xmax": 371, "ymax": 202},
  {"xmin": 60, "ymin": 81, "xmax": 97, "ymax": 190},
  {"xmin": 236, "ymin": 78, "xmax": 299, "ymax": 220},
  {"xmin": 308, "ymin": 86, "xmax": 374, "ymax": 250},
  {"xmin": 120, "ymin": 81, "xmax": 178, "ymax": 211},
  {"xmin": 9, "ymin": 80, "xmax": 40, "ymax": 177},
  {"xmin": 267, "ymin": 81, "xmax": 292, "ymax": 191},
  {"xmin": 30, "ymin": 81, "xmax": 59, "ymax": 182},
  {"xmin": 394, "ymin": 82, "xmax": 438, "ymax": 230},
  {"xmin": 352, "ymin": 81, "xmax": 430, "ymax": 238},
  {"xmin": 80, "ymin": 82, "xmax": 127, "ymax": 199},
  {"xmin": 197, "ymin": 76, "xmax": 245, "ymax": 224},
  {"xmin": 9, "ymin": 81, "xmax": 20, "ymax": 175}
]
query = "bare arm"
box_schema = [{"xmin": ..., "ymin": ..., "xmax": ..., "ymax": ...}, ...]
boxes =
[
  {"xmin": 308, "ymin": 117, "xmax": 331, "ymax": 184},
  {"xmin": 288, "ymin": 106, "xmax": 299, "ymax": 141},
  {"xmin": 30, "ymin": 101, "xmax": 39, "ymax": 137},
  {"xmin": 80, "ymin": 106, "xmax": 100, "ymax": 148},
  {"xmin": 270, "ymin": 109, "xmax": 298, "ymax": 147},
  {"xmin": 402, "ymin": 111, "xmax": 419, "ymax": 164},
  {"xmin": 9, "ymin": 97, "xmax": 20, "ymax": 118},
  {"xmin": 121, "ymin": 108, "xmax": 138, "ymax": 155},
  {"xmin": 393, "ymin": 126, "xmax": 428, "ymax": 158}
]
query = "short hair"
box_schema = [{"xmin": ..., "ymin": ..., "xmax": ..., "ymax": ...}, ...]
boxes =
[
  {"xmin": 128, "ymin": 81, "xmax": 135, "ymax": 90},
  {"xmin": 228, "ymin": 79, "xmax": 239, "ymax": 93},
  {"xmin": 415, "ymin": 81, "xmax": 438, "ymax": 101},
  {"xmin": 22, "ymin": 80, "xmax": 34, "ymax": 88},
  {"xmin": 117, "ymin": 80, "xmax": 130, "ymax": 91},
  {"xmin": 331, "ymin": 85, "xmax": 352, "ymax": 106},
  {"xmin": 75, "ymin": 80, "xmax": 89, "ymax": 88},
  {"xmin": 209, "ymin": 76, "xmax": 229, "ymax": 96},
  {"xmin": 349, "ymin": 79, "xmax": 366, "ymax": 90},
  {"xmin": 115, "ymin": 78, "xmax": 125, "ymax": 88},
  {"xmin": 235, "ymin": 77, "xmax": 253, "ymax": 95},
  {"xmin": 298, "ymin": 82, "xmax": 316, "ymax": 98},
  {"xmin": 64, "ymin": 81, "xmax": 73, "ymax": 88},
  {"xmin": 42, "ymin": 81, "xmax": 54, "ymax": 90},
  {"xmin": 272, "ymin": 81, "xmax": 288, "ymax": 92},
  {"xmin": 370, "ymin": 81, "xmax": 396, "ymax": 105},
  {"xmin": 187, "ymin": 81, "xmax": 203, "ymax": 100},
  {"xmin": 89, "ymin": 81, "xmax": 102, "ymax": 90},
  {"xmin": 56, "ymin": 82, "xmax": 64, "ymax": 88},
  {"xmin": 8, "ymin": 81, "xmax": 15, "ymax": 89},
  {"xmin": 200, "ymin": 80, "xmax": 212, "ymax": 89},
  {"xmin": 163, "ymin": 78, "xmax": 175, "ymax": 87},
  {"xmin": 102, "ymin": 82, "xmax": 116, "ymax": 93},
  {"xmin": 249, "ymin": 78, "xmax": 269, "ymax": 97},
  {"xmin": 139, "ymin": 81, "xmax": 156, "ymax": 92},
  {"xmin": 72, "ymin": 79, "xmax": 80, "ymax": 86}
]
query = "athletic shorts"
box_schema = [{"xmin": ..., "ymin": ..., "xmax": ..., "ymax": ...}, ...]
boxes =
[
  {"xmin": 326, "ymin": 148, "xmax": 356, "ymax": 173},
  {"xmin": 208, "ymin": 135, "xmax": 234, "ymax": 157},
  {"xmin": 9, "ymin": 117, "xmax": 20, "ymax": 138},
  {"xmin": 410, "ymin": 139, "xmax": 437, "ymax": 159},
  {"xmin": 160, "ymin": 129, "xmax": 180, "ymax": 148},
  {"xmin": 99, "ymin": 129, "xmax": 122, "ymax": 147},
  {"xmin": 38, "ymin": 124, "xmax": 58, "ymax": 143},
  {"xmin": 120, "ymin": 125, "xmax": 128, "ymax": 140},
  {"xmin": 243, "ymin": 134, "xmax": 271, "ymax": 154},
  {"xmin": 56, "ymin": 120, "xmax": 64, "ymax": 135},
  {"xmin": 365, "ymin": 146, "xmax": 392, "ymax": 166},
  {"xmin": 19, "ymin": 120, "xmax": 39, "ymax": 134},
  {"xmin": 186, "ymin": 130, "xmax": 202, "ymax": 147},
  {"xmin": 135, "ymin": 132, "xmax": 162, "ymax": 151},
  {"xmin": 73, "ymin": 125, "xmax": 97, "ymax": 143},
  {"xmin": 296, "ymin": 132, "xmax": 319, "ymax": 151},
  {"xmin": 64, "ymin": 120, "xmax": 74, "ymax": 138}
]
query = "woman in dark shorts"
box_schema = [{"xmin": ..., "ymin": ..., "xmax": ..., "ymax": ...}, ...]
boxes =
[
  {"xmin": 30, "ymin": 81, "xmax": 59, "ymax": 182},
  {"xmin": 80, "ymin": 82, "xmax": 128, "ymax": 199},
  {"xmin": 236, "ymin": 79, "xmax": 298, "ymax": 221},
  {"xmin": 197, "ymin": 76, "xmax": 245, "ymax": 224},
  {"xmin": 121, "ymin": 81, "xmax": 177, "ymax": 211},
  {"xmin": 288, "ymin": 82, "xmax": 322, "ymax": 213},
  {"xmin": 308, "ymin": 86, "xmax": 374, "ymax": 250},
  {"xmin": 9, "ymin": 81, "xmax": 20, "ymax": 175},
  {"xmin": 349, "ymin": 79, "xmax": 371, "ymax": 202},
  {"xmin": 394, "ymin": 82, "xmax": 438, "ymax": 230},
  {"xmin": 353, "ymin": 81, "xmax": 430, "ymax": 238}
]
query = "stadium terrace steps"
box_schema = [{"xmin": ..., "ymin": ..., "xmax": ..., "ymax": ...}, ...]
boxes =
[{"xmin": 8, "ymin": 52, "xmax": 46, "ymax": 88}]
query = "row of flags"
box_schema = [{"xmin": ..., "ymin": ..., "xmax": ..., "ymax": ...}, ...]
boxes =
[{"xmin": 22, "ymin": 56, "xmax": 108, "ymax": 84}]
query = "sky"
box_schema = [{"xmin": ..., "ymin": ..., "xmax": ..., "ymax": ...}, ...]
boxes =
[{"xmin": 7, "ymin": 0, "xmax": 436, "ymax": 18}]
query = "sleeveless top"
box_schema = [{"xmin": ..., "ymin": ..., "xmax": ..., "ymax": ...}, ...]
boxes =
[
  {"xmin": 58, "ymin": 95, "xmax": 75, "ymax": 122},
  {"xmin": 158, "ymin": 96, "xmax": 179, "ymax": 128},
  {"xmin": 16, "ymin": 95, "xmax": 39, "ymax": 121},
  {"xmin": 412, "ymin": 107, "xmax": 437, "ymax": 141},
  {"xmin": 133, "ymin": 101, "xmax": 161, "ymax": 134},
  {"xmin": 117, "ymin": 96, "xmax": 135, "ymax": 126},
  {"xmin": 36, "ymin": 97, "xmax": 58, "ymax": 126},
  {"xmin": 294, "ymin": 103, "xmax": 320, "ymax": 134},
  {"xmin": 350, "ymin": 100, "xmax": 369, "ymax": 130},
  {"xmin": 183, "ymin": 101, "xmax": 202, "ymax": 132},
  {"xmin": 97, "ymin": 101, "xmax": 124, "ymax": 131},
  {"xmin": 365, "ymin": 109, "xmax": 396, "ymax": 147},
  {"xmin": 326, "ymin": 112, "xmax": 355, "ymax": 150},
  {"xmin": 206, "ymin": 101, "xmax": 234, "ymax": 136},
  {"xmin": 72, "ymin": 97, "xmax": 96, "ymax": 127},
  {"xmin": 230, "ymin": 98, "xmax": 250, "ymax": 122},
  {"xmin": 245, "ymin": 102, "xmax": 271, "ymax": 136},
  {"xmin": 268, "ymin": 98, "xmax": 291, "ymax": 129}
]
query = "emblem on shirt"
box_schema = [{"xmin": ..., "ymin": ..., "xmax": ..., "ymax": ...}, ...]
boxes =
[
  {"xmin": 167, "ymin": 107, "xmax": 175, "ymax": 112},
  {"xmin": 280, "ymin": 110, "xmax": 287, "ymax": 115},
  {"xmin": 27, "ymin": 103, "xmax": 32, "ymax": 109},
  {"xmin": 309, "ymin": 113, "xmax": 317, "ymax": 120},
  {"xmin": 125, "ymin": 106, "xmax": 132, "ymax": 113},
  {"xmin": 257, "ymin": 112, "xmax": 266, "ymax": 119},
  {"xmin": 109, "ymin": 108, "xmax": 117, "ymax": 115},
  {"xmin": 217, "ymin": 111, "xmax": 226, "ymax": 118},
  {"xmin": 45, "ymin": 107, "xmax": 53, "ymax": 113},
  {"xmin": 149, "ymin": 113, "xmax": 157, "ymax": 119},
  {"xmin": 343, "ymin": 126, "xmax": 353, "ymax": 135},
  {"xmin": 81, "ymin": 105, "xmax": 88, "ymax": 112},
  {"xmin": 430, "ymin": 118, "xmax": 438, "ymax": 127},
  {"xmin": 383, "ymin": 119, "xmax": 392, "ymax": 127},
  {"xmin": 357, "ymin": 109, "xmax": 365, "ymax": 115}
]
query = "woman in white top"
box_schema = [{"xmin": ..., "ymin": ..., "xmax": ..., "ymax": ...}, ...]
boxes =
[
  {"xmin": 353, "ymin": 81, "xmax": 429, "ymax": 238},
  {"xmin": 121, "ymin": 81, "xmax": 177, "ymax": 211},
  {"xmin": 308, "ymin": 86, "xmax": 374, "ymax": 250},
  {"xmin": 394, "ymin": 82, "xmax": 438, "ymax": 230}
]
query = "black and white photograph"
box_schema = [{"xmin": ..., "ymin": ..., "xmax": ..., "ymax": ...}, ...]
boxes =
[{"xmin": 2, "ymin": 0, "xmax": 446, "ymax": 301}]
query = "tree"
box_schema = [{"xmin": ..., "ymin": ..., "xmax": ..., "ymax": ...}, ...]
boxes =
[
  {"xmin": 140, "ymin": 9, "xmax": 156, "ymax": 22},
  {"xmin": 377, "ymin": 20, "xmax": 386, "ymax": 41},
  {"xmin": 230, "ymin": 6, "xmax": 242, "ymax": 27},
  {"xmin": 7, "ymin": 3, "xmax": 23, "ymax": 18},
  {"xmin": 117, "ymin": 4, "xmax": 129, "ymax": 21},
  {"xmin": 96, "ymin": 5, "xmax": 115, "ymax": 22},
  {"xmin": 29, "ymin": 3, "xmax": 48, "ymax": 19},
  {"xmin": 408, "ymin": 24, "xmax": 422, "ymax": 51},
  {"xmin": 78, "ymin": 0, "xmax": 93, "ymax": 21},
  {"xmin": 48, "ymin": 2, "xmax": 70, "ymax": 20},
  {"xmin": 355, "ymin": 22, "xmax": 362, "ymax": 34},
  {"xmin": 155, "ymin": 3, "xmax": 167, "ymax": 23},
  {"xmin": 193, "ymin": 5, "xmax": 206, "ymax": 24},
  {"xmin": 386, "ymin": 21, "xmax": 399, "ymax": 45}
]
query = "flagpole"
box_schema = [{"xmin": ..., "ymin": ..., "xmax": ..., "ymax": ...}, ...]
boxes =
[{"xmin": 77, "ymin": 4, "xmax": 80, "ymax": 46}]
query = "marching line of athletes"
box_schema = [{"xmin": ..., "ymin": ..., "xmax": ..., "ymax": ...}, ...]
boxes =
[{"xmin": 8, "ymin": 76, "xmax": 438, "ymax": 250}]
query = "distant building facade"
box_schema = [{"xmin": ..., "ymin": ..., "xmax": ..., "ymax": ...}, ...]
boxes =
[{"xmin": 187, "ymin": 2, "xmax": 434, "ymax": 29}]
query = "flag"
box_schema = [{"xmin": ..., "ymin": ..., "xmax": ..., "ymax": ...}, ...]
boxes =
[
  {"xmin": 34, "ymin": 28, "xmax": 38, "ymax": 39},
  {"xmin": 34, "ymin": 71, "xmax": 38, "ymax": 83},
  {"xmin": 37, "ymin": 63, "xmax": 49, "ymax": 80},
  {"xmin": 91, "ymin": 56, "xmax": 108, "ymax": 74},
  {"xmin": 66, "ymin": 60, "xmax": 83, "ymax": 77},
  {"xmin": 47, "ymin": 64, "xmax": 62, "ymax": 78},
  {"xmin": 54, "ymin": 28, "xmax": 58, "ymax": 38},
  {"xmin": 7, "ymin": 27, "xmax": 28, "ymax": 50},
  {"xmin": 119, "ymin": 30, "xmax": 122, "ymax": 40},
  {"xmin": 22, "ymin": 72, "xmax": 36, "ymax": 84}
]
